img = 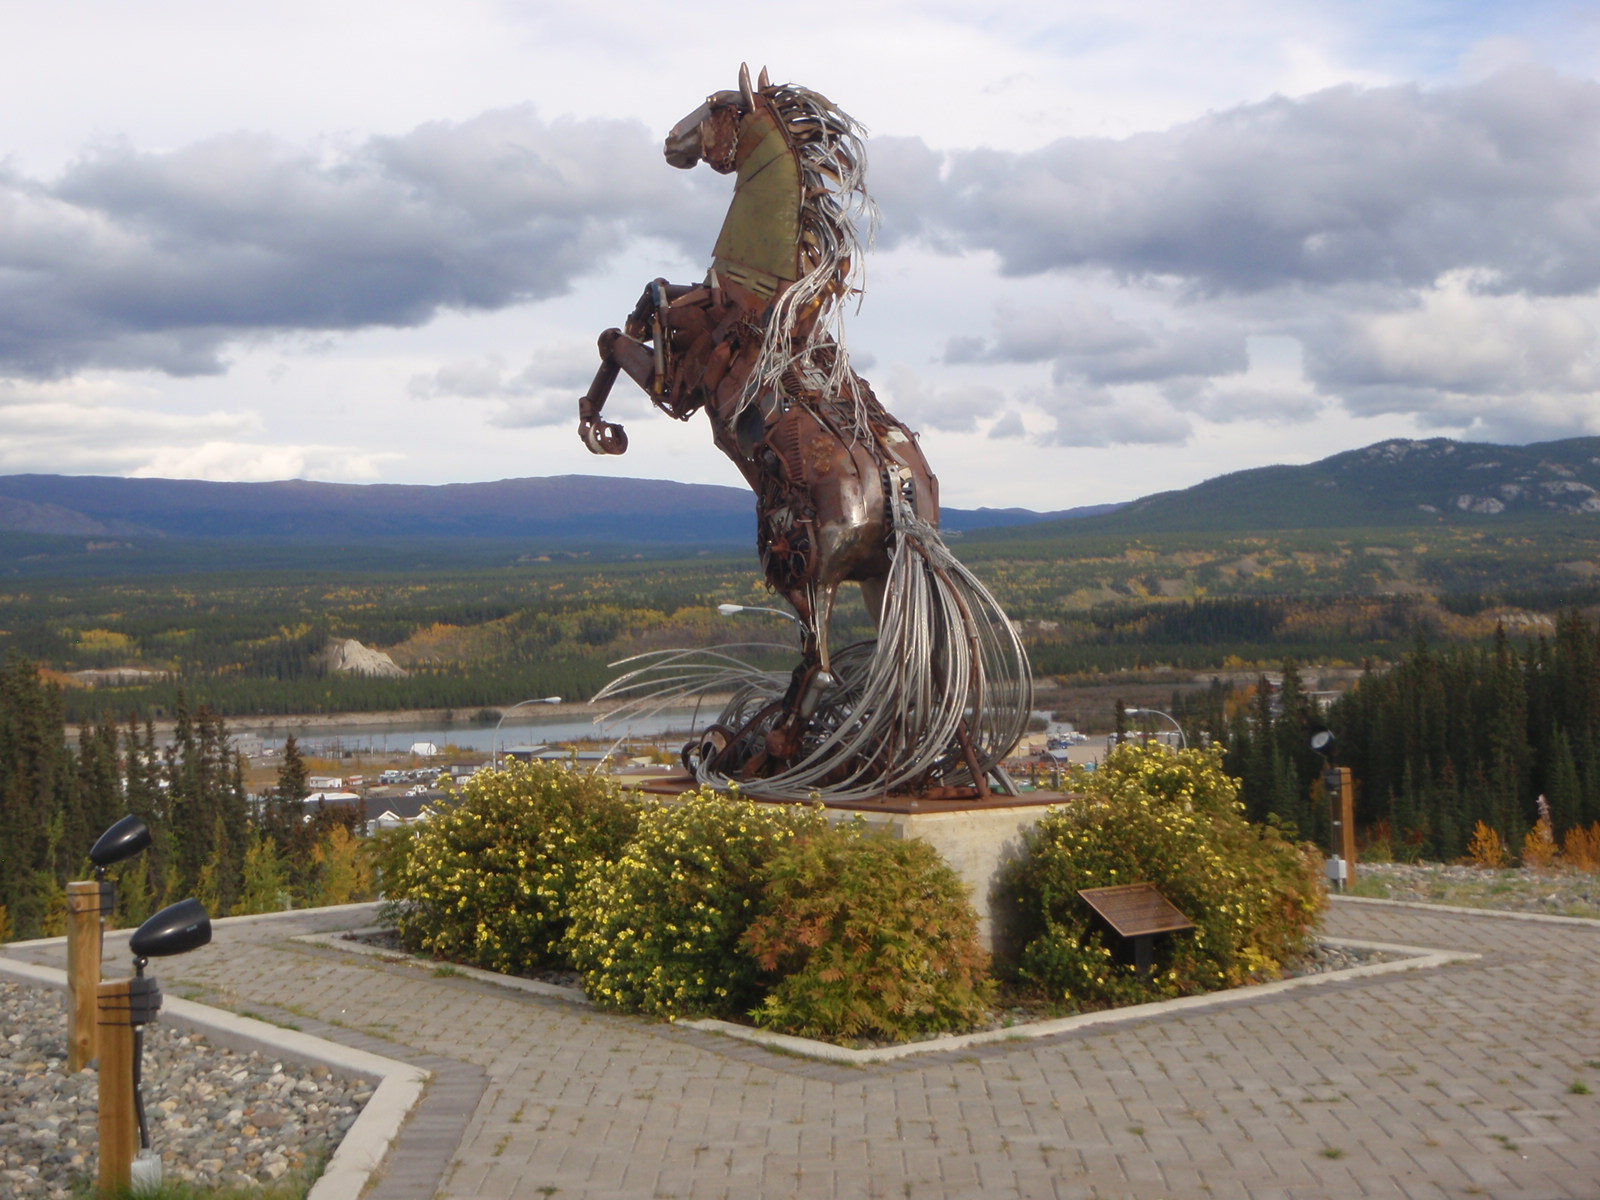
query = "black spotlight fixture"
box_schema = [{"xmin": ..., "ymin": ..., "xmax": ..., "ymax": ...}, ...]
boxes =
[
  {"xmin": 87, "ymin": 814, "xmax": 152, "ymax": 916},
  {"xmin": 1308, "ymin": 726, "xmax": 1337, "ymax": 760},
  {"xmin": 129, "ymin": 897, "xmax": 212, "ymax": 966},
  {"xmin": 120, "ymin": 898, "xmax": 212, "ymax": 1170},
  {"xmin": 89, "ymin": 815, "xmax": 152, "ymax": 872}
]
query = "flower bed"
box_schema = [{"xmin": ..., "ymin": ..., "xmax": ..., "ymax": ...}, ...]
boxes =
[{"xmin": 376, "ymin": 746, "xmax": 1330, "ymax": 1043}]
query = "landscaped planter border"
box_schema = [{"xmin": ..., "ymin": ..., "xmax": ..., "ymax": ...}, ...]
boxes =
[{"xmin": 296, "ymin": 922, "xmax": 1475, "ymax": 1064}]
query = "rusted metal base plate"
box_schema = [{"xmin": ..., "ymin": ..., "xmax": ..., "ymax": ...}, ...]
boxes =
[{"xmin": 629, "ymin": 771, "xmax": 1071, "ymax": 813}]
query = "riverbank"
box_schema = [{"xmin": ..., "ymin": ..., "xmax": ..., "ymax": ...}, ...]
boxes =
[{"xmin": 69, "ymin": 699, "xmax": 691, "ymax": 742}]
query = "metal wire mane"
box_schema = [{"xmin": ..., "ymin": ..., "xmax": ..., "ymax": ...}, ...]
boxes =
[{"xmin": 750, "ymin": 83, "xmax": 879, "ymax": 431}]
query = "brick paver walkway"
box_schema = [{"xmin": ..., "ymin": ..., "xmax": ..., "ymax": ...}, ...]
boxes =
[{"xmin": 9, "ymin": 900, "xmax": 1599, "ymax": 1199}]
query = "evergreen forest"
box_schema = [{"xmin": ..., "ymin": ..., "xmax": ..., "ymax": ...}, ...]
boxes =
[
  {"xmin": 0, "ymin": 654, "xmax": 366, "ymax": 941},
  {"xmin": 4, "ymin": 522, "xmax": 1600, "ymax": 723},
  {"xmin": 1163, "ymin": 611, "xmax": 1600, "ymax": 862}
]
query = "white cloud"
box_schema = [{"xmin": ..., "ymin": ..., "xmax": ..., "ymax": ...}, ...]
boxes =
[
  {"xmin": 1315, "ymin": 271, "xmax": 1600, "ymax": 396},
  {"xmin": 1025, "ymin": 382, "xmax": 1195, "ymax": 448},
  {"xmin": 129, "ymin": 443, "xmax": 401, "ymax": 483},
  {"xmin": 897, "ymin": 67, "xmax": 1600, "ymax": 298},
  {"xmin": 0, "ymin": 109, "xmax": 701, "ymax": 378},
  {"xmin": 0, "ymin": 4, "xmax": 1597, "ymax": 507},
  {"xmin": 409, "ymin": 343, "xmax": 600, "ymax": 429},
  {"xmin": 885, "ymin": 368, "xmax": 1009, "ymax": 434},
  {"xmin": 988, "ymin": 410, "xmax": 1027, "ymax": 440}
]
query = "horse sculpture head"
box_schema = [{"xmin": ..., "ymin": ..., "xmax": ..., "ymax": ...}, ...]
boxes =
[
  {"xmin": 661, "ymin": 64, "xmax": 876, "ymax": 415},
  {"xmin": 664, "ymin": 64, "xmax": 766, "ymax": 173}
]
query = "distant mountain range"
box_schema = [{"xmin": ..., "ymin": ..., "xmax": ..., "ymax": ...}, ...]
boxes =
[
  {"xmin": 965, "ymin": 436, "xmax": 1600, "ymax": 544},
  {"xmin": 3, "ymin": 436, "xmax": 1597, "ymax": 553},
  {"xmin": 0, "ymin": 473, "xmax": 1112, "ymax": 544}
]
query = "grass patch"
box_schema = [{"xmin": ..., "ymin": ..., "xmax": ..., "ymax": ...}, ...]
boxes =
[{"xmin": 85, "ymin": 1166, "xmax": 318, "ymax": 1200}]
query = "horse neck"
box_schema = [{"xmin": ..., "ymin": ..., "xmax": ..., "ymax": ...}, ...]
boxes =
[{"xmin": 711, "ymin": 106, "xmax": 802, "ymax": 300}]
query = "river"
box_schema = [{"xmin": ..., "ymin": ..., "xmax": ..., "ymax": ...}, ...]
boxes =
[{"xmin": 234, "ymin": 707, "xmax": 707, "ymax": 758}]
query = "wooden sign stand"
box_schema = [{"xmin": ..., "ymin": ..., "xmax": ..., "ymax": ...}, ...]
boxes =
[
  {"xmin": 96, "ymin": 979, "xmax": 139, "ymax": 1195},
  {"xmin": 1322, "ymin": 766, "xmax": 1358, "ymax": 889},
  {"xmin": 67, "ymin": 880, "xmax": 106, "ymax": 1072}
]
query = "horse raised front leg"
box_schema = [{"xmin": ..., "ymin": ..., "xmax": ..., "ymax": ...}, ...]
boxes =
[{"xmin": 577, "ymin": 328, "xmax": 657, "ymax": 456}]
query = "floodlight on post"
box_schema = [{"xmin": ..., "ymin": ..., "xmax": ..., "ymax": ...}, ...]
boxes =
[
  {"xmin": 492, "ymin": 696, "xmax": 564, "ymax": 770},
  {"xmin": 1124, "ymin": 708, "xmax": 1186, "ymax": 750},
  {"xmin": 98, "ymin": 897, "xmax": 212, "ymax": 1196},
  {"xmin": 69, "ymin": 815, "xmax": 153, "ymax": 1073},
  {"xmin": 89, "ymin": 815, "xmax": 152, "ymax": 877}
]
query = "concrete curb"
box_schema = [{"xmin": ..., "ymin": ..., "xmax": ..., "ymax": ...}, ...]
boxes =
[
  {"xmin": 0, "ymin": 921, "xmax": 426, "ymax": 1200},
  {"xmin": 300, "ymin": 922, "xmax": 1475, "ymax": 1066},
  {"xmin": 292, "ymin": 928, "xmax": 593, "ymax": 1006},
  {"xmin": 0, "ymin": 901, "xmax": 385, "ymax": 954},
  {"xmin": 1331, "ymin": 892, "xmax": 1600, "ymax": 925},
  {"xmin": 682, "ymin": 936, "xmax": 1477, "ymax": 1063}
]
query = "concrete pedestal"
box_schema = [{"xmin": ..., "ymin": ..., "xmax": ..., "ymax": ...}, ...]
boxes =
[
  {"xmin": 632, "ymin": 771, "xmax": 1075, "ymax": 959},
  {"xmin": 835, "ymin": 801, "xmax": 1068, "ymax": 958}
]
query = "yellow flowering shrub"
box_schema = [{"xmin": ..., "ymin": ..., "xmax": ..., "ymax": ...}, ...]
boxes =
[
  {"xmin": 744, "ymin": 821, "xmax": 994, "ymax": 1041},
  {"xmin": 1006, "ymin": 744, "xmax": 1324, "ymax": 1008},
  {"xmin": 563, "ymin": 788, "xmax": 827, "ymax": 1018},
  {"xmin": 379, "ymin": 760, "xmax": 638, "ymax": 973}
]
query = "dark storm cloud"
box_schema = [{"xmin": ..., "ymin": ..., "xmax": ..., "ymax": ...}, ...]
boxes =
[
  {"xmin": 0, "ymin": 107, "xmax": 704, "ymax": 377},
  {"xmin": 881, "ymin": 65, "xmax": 1600, "ymax": 297}
]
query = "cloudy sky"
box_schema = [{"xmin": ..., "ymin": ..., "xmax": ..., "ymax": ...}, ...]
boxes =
[{"xmin": 2, "ymin": 1, "xmax": 1599, "ymax": 509}]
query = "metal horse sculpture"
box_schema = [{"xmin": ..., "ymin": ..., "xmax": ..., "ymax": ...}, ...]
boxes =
[{"xmin": 578, "ymin": 65, "xmax": 1031, "ymax": 801}]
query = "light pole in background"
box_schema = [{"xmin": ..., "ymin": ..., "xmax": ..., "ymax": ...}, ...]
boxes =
[
  {"xmin": 717, "ymin": 602, "xmax": 801, "ymax": 626},
  {"xmin": 492, "ymin": 696, "xmax": 563, "ymax": 769},
  {"xmin": 1125, "ymin": 707, "xmax": 1187, "ymax": 750}
]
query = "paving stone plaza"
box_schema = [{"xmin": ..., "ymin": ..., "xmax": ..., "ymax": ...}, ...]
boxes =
[{"xmin": 5, "ymin": 898, "xmax": 1598, "ymax": 1199}]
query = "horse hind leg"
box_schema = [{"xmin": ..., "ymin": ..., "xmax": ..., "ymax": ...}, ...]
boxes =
[
  {"xmin": 802, "ymin": 583, "xmax": 841, "ymax": 712},
  {"xmin": 755, "ymin": 583, "xmax": 837, "ymax": 767}
]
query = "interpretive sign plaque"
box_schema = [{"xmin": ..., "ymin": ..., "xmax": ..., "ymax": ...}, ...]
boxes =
[{"xmin": 1079, "ymin": 883, "xmax": 1195, "ymax": 976}]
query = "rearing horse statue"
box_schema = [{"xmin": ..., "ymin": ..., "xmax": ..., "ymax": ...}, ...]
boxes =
[{"xmin": 578, "ymin": 65, "xmax": 1030, "ymax": 801}]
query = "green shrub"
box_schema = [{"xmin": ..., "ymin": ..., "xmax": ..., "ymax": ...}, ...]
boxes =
[
  {"xmin": 1007, "ymin": 744, "xmax": 1324, "ymax": 1009},
  {"xmin": 564, "ymin": 788, "xmax": 827, "ymax": 1018},
  {"xmin": 744, "ymin": 821, "xmax": 994, "ymax": 1041},
  {"xmin": 380, "ymin": 761, "xmax": 637, "ymax": 973}
]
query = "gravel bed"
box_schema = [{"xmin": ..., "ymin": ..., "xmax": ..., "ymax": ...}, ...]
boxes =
[
  {"xmin": 1351, "ymin": 861, "xmax": 1600, "ymax": 918},
  {"xmin": 0, "ymin": 982, "xmax": 368, "ymax": 1199}
]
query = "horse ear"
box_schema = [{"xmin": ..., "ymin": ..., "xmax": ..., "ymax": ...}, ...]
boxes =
[
  {"xmin": 739, "ymin": 63, "xmax": 755, "ymax": 109},
  {"xmin": 758, "ymin": 66, "xmax": 771, "ymax": 89}
]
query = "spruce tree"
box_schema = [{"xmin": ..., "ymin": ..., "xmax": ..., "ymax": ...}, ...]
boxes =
[
  {"xmin": 0, "ymin": 655, "xmax": 72, "ymax": 938},
  {"xmin": 237, "ymin": 833, "xmax": 291, "ymax": 914}
]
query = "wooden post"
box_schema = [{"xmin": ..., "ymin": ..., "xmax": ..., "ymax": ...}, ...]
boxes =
[
  {"xmin": 1324, "ymin": 766, "xmax": 1358, "ymax": 887},
  {"xmin": 96, "ymin": 979, "xmax": 138, "ymax": 1196},
  {"xmin": 67, "ymin": 881, "xmax": 104, "ymax": 1072}
]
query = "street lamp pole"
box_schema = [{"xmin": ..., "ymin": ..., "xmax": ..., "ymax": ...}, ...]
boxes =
[
  {"xmin": 492, "ymin": 696, "xmax": 563, "ymax": 770},
  {"xmin": 716, "ymin": 602, "xmax": 802, "ymax": 625},
  {"xmin": 1125, "ymin": 707, "xmax": 1187, "ymax": 750}
]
